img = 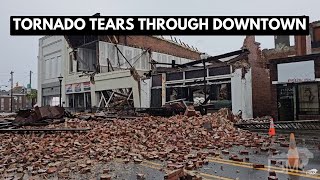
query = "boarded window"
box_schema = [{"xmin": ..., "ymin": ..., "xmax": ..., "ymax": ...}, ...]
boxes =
[
  {"xmin": 152, "ymin": 75, "xmax": 162, "ymax": 87},
  {"xmin": 151, "ymin": 89, "xmax": 162, "ymax": 107},
  {"xmin": 166, "ymin": 72, "xmax": 183, "ymax": 81},
  {"xmin": 208, "ymin": 66, "xmax": 231, "ymax": 76},
  {"xmin": 185, "ymin": 69, "xmax": 206, "ymax": 79}
]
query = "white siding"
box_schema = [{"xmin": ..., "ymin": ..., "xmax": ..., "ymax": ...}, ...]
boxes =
[
  {"xmin": 140, "ymin": 79, "xmax": 151, "ymax": 108},
  {"xmin": 57, "ymin": 56, "xmax": 62, "ymax": 76},
  {"xmin": 231, "ymin": 68, "xmax": 253, "ymax": 119},
  {"xmin": 51, "ymin": 57, "xmax": 56, "ymax": 78},
  {"xmin": 45, "ymin": 59, "xmax": 50, "ymax": 79},
  {"xmin": 38, "ymin": 36, "xmax": 68, "ymax": 106},
  {"xmin": 99, "ymin": 41, "xmax": 194, "ymax": 72}
]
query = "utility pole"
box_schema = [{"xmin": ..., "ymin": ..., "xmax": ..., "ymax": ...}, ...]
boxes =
[
  {"xmin": 29, "ymin": 71, "xmax": 32, "ymax": 88},
  {"xmin": 10, "ymin": 71, "xmax": 13, "ymax": 112},
  {"xmin": 29, "ymin": 71, "xmax": 33, "ymax": 107}
]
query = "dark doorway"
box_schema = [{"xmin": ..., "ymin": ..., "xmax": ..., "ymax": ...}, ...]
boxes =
[{"xmin": 277, "ymin": 85, "xmax": 295, "ymax": 121}]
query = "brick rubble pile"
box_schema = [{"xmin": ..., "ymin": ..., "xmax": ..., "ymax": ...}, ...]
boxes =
[{"xmin": 0, "ymin": 109, "xmax": 269, "ymax": 179}]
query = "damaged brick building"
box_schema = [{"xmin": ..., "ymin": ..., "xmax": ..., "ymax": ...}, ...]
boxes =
[
  {"xmin": 268, "ymin": 21, "xmax": 320, "ymax": 121},
  {"xmin": 37, "ymin": 20, "xmax": 320, "ymax": 119},
  {"xmin": 41, "ymin": 28, "xmax": 308, "ymax": 120},
  {"xmin": 150, "ymin": 35, "xmax": 277, "ymax": 119},
  {"xmin": 37, "ymin": 35, "xmax": 202, "ymax": 111}
]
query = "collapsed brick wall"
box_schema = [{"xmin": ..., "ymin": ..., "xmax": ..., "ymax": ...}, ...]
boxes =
[
  {"xmin": 101, "ymin": 36, "xmax": 201, "ymax": 60},
  {"xmin": 243, "ymin": 36, "xmax": 272, "ymax": 117},
  {"xmin": 262, "ymin": 47, "xmax": 296, "ymax": 60}
]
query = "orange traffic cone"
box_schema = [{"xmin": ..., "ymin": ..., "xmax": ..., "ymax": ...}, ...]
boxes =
[
  {"xmin": 268, "ymin": 118, "xmax": 276, "ymax": 137},
  {"xmin": 287, "ymin": 133, "xmax": 299, "ymax": 169}
]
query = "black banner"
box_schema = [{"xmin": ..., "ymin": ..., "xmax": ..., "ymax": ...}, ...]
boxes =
[{"xmin": 10, "ymin": 16, "xmax": 309, "ymax": 35}]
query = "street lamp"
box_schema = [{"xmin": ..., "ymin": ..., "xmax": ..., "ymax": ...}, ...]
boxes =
[{"xmin": 58, "ymin": 75, "xmax": 63, "ymax": 107}]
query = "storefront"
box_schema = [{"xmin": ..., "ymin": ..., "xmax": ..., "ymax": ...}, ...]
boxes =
[
  {"xmin": 65, "ymin": 82, "xmax": 92, "ymax": 110},
  {"xmin": 41, "ymin": 81, "xmax": 61, "ymax": 106},
  {"xmin": 270, "ymin": 53, "xmax": 320, "ymax": 121}
]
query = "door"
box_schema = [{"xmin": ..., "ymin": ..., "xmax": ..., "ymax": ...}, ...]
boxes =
[{"xmin": 277, "ymin": 85, "xmax": 295, "ymax": 121}]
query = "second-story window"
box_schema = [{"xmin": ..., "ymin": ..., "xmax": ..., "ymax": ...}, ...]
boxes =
[{"xmin": 69, "ymin": 54, "xmax": 74, "ymax": 73}]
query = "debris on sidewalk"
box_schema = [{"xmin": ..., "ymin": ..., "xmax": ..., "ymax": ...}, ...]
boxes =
[
  {"xmin": 237, "ymin": 116, "xmax": 273, "ymax": 123},
  {"xmin": 0, "ymin": 108, "xmax": 274, "ymax": 179},
  {"xmin": 0, "ymin": 106, "xmax": 72, "ymax": 130}
]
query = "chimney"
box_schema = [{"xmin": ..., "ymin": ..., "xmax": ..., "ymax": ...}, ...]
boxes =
[{"xmin": 295, "ymin": 35, "xmax": 307, "ymax": 56}]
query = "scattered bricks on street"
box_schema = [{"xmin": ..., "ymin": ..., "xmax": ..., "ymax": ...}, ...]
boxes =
[
  {"xmin": 270, "ymin": 160, "xmax": 277, "ymax": 165},
  {"xmin": 103, "ymin": 169, "xmax": 110, "ymax": 174},
  {"xmin": 230, "ymin": 156, "xmax": 243, "ymax": 162},
  {"xmin": 186, "ymin": 164, "xmax": 194, "ymax": 170},
  {"xmin": 164, "ymin": 168, "xmax": 184, "ymax": 180},
  {"xmin": 123, "ymin": 159, "xmax": 130, "ymax": 163},
  {"xmin": 185, "ymin": 171, "xmax": 203, "ymax": 180},
  {"xmin": 0, "ymin": 108, "xmax": 273, "ymax": 179},
  {"xmin": 268, "ymin": 176, "xmax": 278, "ymax": 180},
  {"xmin": 137, "ymin": 173, "xmax": 146, "ymax": 180},
  {"xmin": 222, "ymin": 150, "xmax": 229, "ymax": 154},
  {"xmin": 253, "ymin": 164, "xmax": 265, "ymax": 169},
  {"xmin": 100, "ymin": 174, "xmax": 112, "ymax": 180},
  {"xmin": 269, "ymin": 147, "xmax": 277, "ymax": 152},
  {"xmin": 280, "ymin": 142, "xmax": 289, "ymax": 147},
  {"xmin": 47, "ymin": 167, "xmax": 57, "ymax": 174},
  {"xmin": 239, "ymin": 150, "xmax": 249, "ymax": 155},
  {"xmin": 81, "ymin": 167, "xmax": 91, "ymax": 174},
  {"xmin": 134, "ymin": 158, "xmax": 143, "ymax": 164},
  {"xmin": 269, "ymin": 171, "xmax": 276, "ymax": 176},
  {"xmin": 260, "ymin": 147, "xmax": 268, "ymax": 152},
  {"xmin": 185, "ymin": 173, "xmax": 202, "ymax": 180}
]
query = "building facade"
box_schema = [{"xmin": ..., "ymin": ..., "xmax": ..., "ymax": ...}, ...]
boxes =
[
  {"xmin": 0, "ymin": 86, "xmax": 36, "ymax": 112},
  {"xmin": 266, "ymin": 20, "xmax": 320, "ymax": 121},
  {"xmin": 269, "ymin": 53, "xmax": 320, "ymax": 121},
  {"xmin": 38, "ymin": 35, "xmax": 277, "ymax": 119},
  {"xmin": 37, "ymin": 35, "xmax": 201, "ymax": 111}
]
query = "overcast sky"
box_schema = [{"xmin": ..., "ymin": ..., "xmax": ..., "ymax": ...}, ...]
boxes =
[{"xmin": 0, "ymin": 0, "xmax": 319, "ymax": 90}]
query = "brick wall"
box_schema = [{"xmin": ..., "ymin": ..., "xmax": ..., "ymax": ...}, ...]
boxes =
[
  {"xmin": 243, "ymin": 36, "xmax": 272, "ymax": 117},
  {"xmin": 0, "ymin": 95, "xmax": 28, "ymax": 112},
  {"xmin": 101, "ymin": 36, "xmax": 201, "ymax": 60}
]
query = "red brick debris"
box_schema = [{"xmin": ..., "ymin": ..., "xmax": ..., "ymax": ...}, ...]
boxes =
[{"xmin": 0, "ymin": 108, "xmax": 271, "ymax": 179}]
